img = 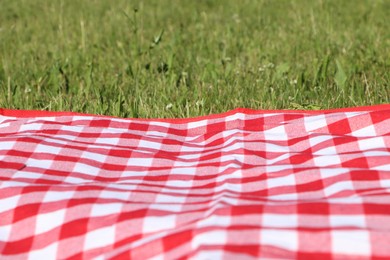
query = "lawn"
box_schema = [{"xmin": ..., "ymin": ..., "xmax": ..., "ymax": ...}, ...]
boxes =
[{"xmin": 0, "ymin": 0, "xmax": 389, "ymax": 118}]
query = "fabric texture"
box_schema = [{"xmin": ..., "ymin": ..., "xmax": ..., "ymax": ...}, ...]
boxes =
[{"xmin": 1, "ymin": 105, "xmax": 390, "ymax": 259}]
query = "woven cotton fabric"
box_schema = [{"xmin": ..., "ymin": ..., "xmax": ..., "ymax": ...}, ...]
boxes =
[{"xmin": 1, "ymin": 105, "xmax": 390, "ymax": 259}]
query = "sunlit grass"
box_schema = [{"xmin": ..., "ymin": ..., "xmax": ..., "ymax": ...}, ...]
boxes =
[{"xmin": 0, "ymin": 0, "xmax": 389, "ymax": 118}]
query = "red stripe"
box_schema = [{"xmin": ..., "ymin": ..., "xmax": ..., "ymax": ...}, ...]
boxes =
[{"xmin": 1, "ymin": 104, "xmax": 389, "ymax": 121}]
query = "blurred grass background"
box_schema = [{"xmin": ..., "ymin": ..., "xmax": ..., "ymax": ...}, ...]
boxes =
[{"xmin": 0, "ymin": 0, "xmax": 389, "ymax": 118}]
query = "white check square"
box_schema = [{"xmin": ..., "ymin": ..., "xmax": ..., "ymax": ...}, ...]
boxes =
[
  {"xmin": 35, "ymin": 209, "xmax": 66, "ymax": 234},
  {"xmin": 260, "ymin": 230, "xmax": 298, "ymax": 251},
  {"xmin": 331, "ymin": 230, "xmax": 371, "ymax": 255},
  {"xmin": 84, "ymin": 226, "xmax": 116, "ymax": 251},
  {"xmin": 142, "ymin": 215, "xmax": 176, "ymax": 233}
]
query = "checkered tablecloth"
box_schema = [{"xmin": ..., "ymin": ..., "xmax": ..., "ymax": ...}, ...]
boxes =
[{"xmin": 1, "ymin": 105, "xmax": 390, "ymax": 259}]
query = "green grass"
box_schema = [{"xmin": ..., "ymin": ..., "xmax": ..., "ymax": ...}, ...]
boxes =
[{"xmin": 0, "ymin": 0, "xmax": 389, "ymax": 118}]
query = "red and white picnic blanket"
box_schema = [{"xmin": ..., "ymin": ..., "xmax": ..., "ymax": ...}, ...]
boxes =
[{"xmin": 1, "ymin": 105, "xmax": 390, "ymax": 259}]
